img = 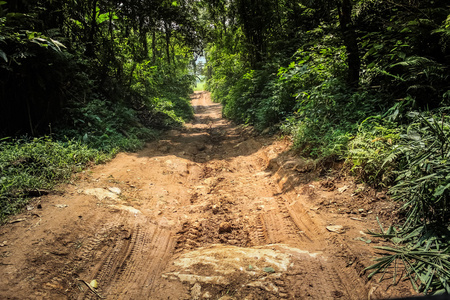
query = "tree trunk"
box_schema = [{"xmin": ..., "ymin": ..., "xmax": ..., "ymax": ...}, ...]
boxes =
[
  {"xmin": 141, "ymin": 31, "xmax": 148, "ymax": 60},
  {"xmin": 338, "ymin": 0, "xmax": 360, "ymax": 88},
  {"xmin": 164, "ymin": 22, "xmax": 171, "ymax": 65},
  {"xmin": 152, "ymin": 31, "xmax": 156, "ymax": 64},
  {"xmin": 85, "ymin": 0, "xmax": 98, "ymax": 57}
]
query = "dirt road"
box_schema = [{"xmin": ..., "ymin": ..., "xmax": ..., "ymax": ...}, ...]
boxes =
[{"xmin": 0, "ymin": 92, "xmax": 414, "ymax": 299}]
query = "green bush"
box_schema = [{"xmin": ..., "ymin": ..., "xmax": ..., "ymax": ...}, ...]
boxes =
[
  {"xmin": 283, "ymin": 79, "xmax": 381, "ymax": 158},
  {"xmin": 346, "ymin": 116, "xmax": 401, "ymax": 187},
  {"xmin": 58, "ymin": 96, "xmax": 159, "ymax": 152},
  {"xmin": 391, "ymin": 111, "xmax": 450, "ymax": 228}
]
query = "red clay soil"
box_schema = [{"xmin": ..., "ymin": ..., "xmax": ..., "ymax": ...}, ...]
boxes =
[{"xmin": 0, "ymin": 92, "xmax": 416, "ymax": 299}]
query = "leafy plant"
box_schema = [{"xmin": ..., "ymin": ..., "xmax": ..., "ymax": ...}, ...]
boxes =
[
  {"xmin": 284, "ymin": 78, "xmax": 381, "ymax": 158},
  {"xmin": 391, "ymin": 111, "xmax": 450, "ymax": 228},
  {"xmin": 346, "ymin": 107, "xmax": 402, "ymax": 186},
  {"xmin": 367, "ymin": 219, "xmax": 450, "ymax": 295},
  {"xmin": 366, "ymin": 110, "xmax": 450, "ymax": 295}
]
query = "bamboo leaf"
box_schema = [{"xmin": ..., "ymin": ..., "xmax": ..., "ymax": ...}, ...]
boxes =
[{"xmin": 0, "ymin": 49, "xmax": 7, "ymax": 63}]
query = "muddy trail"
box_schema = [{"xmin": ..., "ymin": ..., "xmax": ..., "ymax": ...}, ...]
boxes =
[{"xmin": 0, "ymin": 92, "xmax": 415, "ymax": 300}]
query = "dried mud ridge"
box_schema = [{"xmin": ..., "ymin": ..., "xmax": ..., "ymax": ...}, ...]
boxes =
[{"xmin": 0, "ymin": 92, "xmax": 414, "ymax": 299}]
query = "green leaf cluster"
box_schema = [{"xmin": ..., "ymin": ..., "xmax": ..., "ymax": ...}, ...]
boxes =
[{"xmin": 392, "ymin": 111, "xmax": 450, "ymax": 228}]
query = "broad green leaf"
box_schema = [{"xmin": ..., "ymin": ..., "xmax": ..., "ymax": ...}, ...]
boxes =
[
  {"xmin": 263, "ymin": 267, "xmax": 275, "ymax": 273},
  {"xmin": 50, "ymin": 38, "xmax": 66, "ymax": 49},
  {"xmin": 97, "ymin": 13, "xmax": 109, "ymax": 24},
  {"xmin": 0, "ymin": 49, "xmax": 7, "ymax": 63},
  {"xmin": 433, "ymin": 183, "xmax": 450, "ymax": 197},
  {"xmin": 6, "ymin": 12, "xmax": 28, "ymax": 18}
]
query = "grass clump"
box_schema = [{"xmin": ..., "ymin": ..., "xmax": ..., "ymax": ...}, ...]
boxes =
[{"xmin": 0, "ymin": 137, "xmax": 111, "ymax": 223}]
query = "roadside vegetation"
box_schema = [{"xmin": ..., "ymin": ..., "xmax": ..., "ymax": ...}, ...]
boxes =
[
  {"xmin": 0, "ymin": 0, "xmax": 199, "ymax": 222},
  {"xmin": 203, "ymin": 0, "xmax": 450, "ymax": 295},
  {"xmin": 0, "ymin": 137, "xmax": 110, "ymax": 222}
]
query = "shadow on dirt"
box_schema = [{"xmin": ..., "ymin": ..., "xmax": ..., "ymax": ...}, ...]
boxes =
[
  {"xmin": 136, "ymin": 91, "xmax": 329, "ymax": 196},
  {"xmin": 136, "ymin": 91, "xmax": 269, "ymax": 164}
]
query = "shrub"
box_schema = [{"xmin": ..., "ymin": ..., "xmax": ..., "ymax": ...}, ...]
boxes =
[
  {"xmin": 365, "ymin": 109, "xmax": 450, "ymax": 295},
  {"xmin": 285, "ymin": 79, "xmax": 381, "ymax": 158},
  {"xmin": 391, "ymin": 111, "xmax": 450, "ymax": 228},
  {"xmin": 347, "ymin": 115, "xmax": 401, "ymax": 187}
]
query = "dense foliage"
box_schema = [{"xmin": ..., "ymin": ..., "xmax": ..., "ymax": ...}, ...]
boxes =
[
  {"xmin": 0, "ymin": 0, "xmax": 202, "ymax": 221},
  {"xmin": 203, "ymin": 0, "xmax": 450, "ymax": 295},
  {"xmin": 0, "ymin": 0, "xmax": 199, "ymax": 138}
]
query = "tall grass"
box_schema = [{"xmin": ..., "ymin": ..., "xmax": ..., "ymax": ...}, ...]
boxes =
[{"xmin": 0, "ymin": 137, "xmax": 111, "ymax": 223}]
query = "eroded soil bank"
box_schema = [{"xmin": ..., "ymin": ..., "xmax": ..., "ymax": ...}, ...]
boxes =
[{"xmin": 0, "ymin": 92, "xmax": 415, "ymax": 299}]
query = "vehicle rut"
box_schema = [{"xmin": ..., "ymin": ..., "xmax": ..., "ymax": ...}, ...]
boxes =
[{"xmin": 0, "ymin": 91, "xmax": 398, "ymax": 299}]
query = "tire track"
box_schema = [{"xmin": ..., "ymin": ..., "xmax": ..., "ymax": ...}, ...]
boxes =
[
  {"xmin": 252, "ymin": 213, "xmax": 268, "ymax": 245},
  {"xmin": 41, "ymin": 213, "xmax": 129, "ymax": 299},
  {"xmin": 82, "ymin": 225, "xmax": 138, "ymax": 300},
  {"xmin": 0, "ymin": 92, "xmax": 378, "ymax": 300},
  {"xmin": 92, "ymin": 223, "xmax": 176, "ymax": 299}
]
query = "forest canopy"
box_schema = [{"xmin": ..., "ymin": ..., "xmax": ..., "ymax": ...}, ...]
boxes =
[{"xmin": 0, "ymin": 0, "xmax": 202, "ymax": 138}]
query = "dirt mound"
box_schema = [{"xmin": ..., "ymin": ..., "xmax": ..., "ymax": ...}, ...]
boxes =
[{"xmin": 0, "ymin": 91, "xmax": 415, "ymax": 299}]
